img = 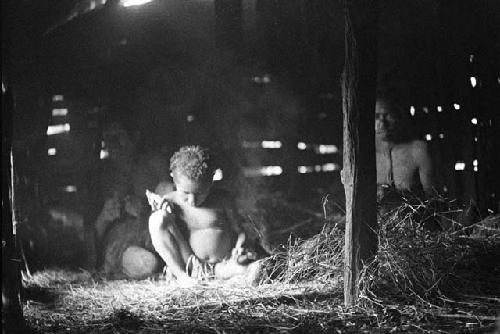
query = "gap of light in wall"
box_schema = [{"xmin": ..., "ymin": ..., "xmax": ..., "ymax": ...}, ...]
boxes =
[
  {"xmin": 410, "ymin": 106, "xmax": 415, "ymax": 116},
  {"xmin": 243, "ymin": 166, "xmax": 282, "ymax": 177},
  {"xmin": 315, "ymin": 144, "xmax": 338, "ymax": 154},
  {"xmin": 474, "ymin": 137, "xmax": 478, "ymax": 142},
  {"xmin": 121, "ymin": 0, "xmax": 153, "ymax": 7},
  {"xmin": 469, "ymin": 54, "xmax": 474, "ymax": 63},
  {"xmin": 213, "ymin": 168, "xmax": 223, "ymax": 181},
  {"xmin": 100, "ymin": 149, "xmax": 109, "ymax": 160},
  {"xmin": 423, "ymin": 107, "xmax": 429, "ymax": 114},
  {"xmin": 52, "ymin": 108, "xmax": 68, "ymax": 117},
  {"xmin": 63, "ymin": 185, "xmax": 77, "ymax": 193},
  {"xmin": 261, "ymin": 141, "xmax": 282, "ymax": 149},
  {"xmin": 47, "ymin": 123, "xmax": 70, "ymax": 135},
  {"xmin": 473, "ymin": 159, "xmax": 478, "ymax": 167},
  {"xmin": 321, "ymin": 163, "xmax": 340, "ymax": 172},
  {"xmin": 425, "ymin": 134, "xmax": 432, "ymax": 141},
  {"xmin": 439, "ymin": 133, "xmax": 444, "ymax": 139},
  {"xmin": 454, "ymin": 162, "xmax": 466, "ymax": 171},
  {"xmin": 186, "ymin": 115, "xmax": 195, "ymax": 122},
  {"xmin": 48, "ymin": 148, "xmax": 57, "ymax": 156},
  {"xmin": 470, "ymin": 77, "xmax": 477, "ymax": 87},
  {"xmin": 471, "ymin": 118, "xmax": 478, "ymax": 125},
  {"xmin": 52, "ymin": 95, "xmax": 64, "ymax": 102},
  {"xmin": 453, "ymin": 103, "xmax": 460, "ymax": 110},
  {"xmin": 437, "ymin": 106, "xmax": 442, "ymax": 112},
  {"xmin": 473, "ymin": 166, "xmax": 478, "ymax": 172},
  {"xmin": 297, "ymin": 142, "xmax": 307, "ymax": 150},
  {"xmin": 298, "ymin": 166, "xmax": 314, "ymax": 174}
]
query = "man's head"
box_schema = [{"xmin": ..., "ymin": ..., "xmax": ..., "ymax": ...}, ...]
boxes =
[
  {"xmin": 375, "ymin": 98, "xmax": 401, "ymax": 141},
  {"xmin": 170, "ymin": 146, "xmax": 215, "ymax": 207}
]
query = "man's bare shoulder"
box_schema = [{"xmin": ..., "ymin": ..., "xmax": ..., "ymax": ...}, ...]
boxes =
[{"xmin": 408, "ymin": 140, "xmax": 430, "ymax": 156}]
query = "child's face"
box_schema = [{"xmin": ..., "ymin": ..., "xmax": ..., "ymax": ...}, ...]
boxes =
[{"xmin": 172, "ymin": 171, "xmax": 212, "ymax": 207}]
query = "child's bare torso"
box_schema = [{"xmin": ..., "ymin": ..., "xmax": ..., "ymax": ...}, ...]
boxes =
[{"xmin": 168, "ymin": 191, "xmax": 236, "ymax": 264}]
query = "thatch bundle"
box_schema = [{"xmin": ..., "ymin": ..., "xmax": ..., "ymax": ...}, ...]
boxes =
[{"xmin": 258, "ymin": 197, "xmax": 499, "ymax": 308}]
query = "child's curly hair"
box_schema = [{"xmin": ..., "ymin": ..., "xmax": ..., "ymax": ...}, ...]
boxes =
[{"xmin": 170, "ymin": 146, "xmax": 215, "ymax": 181}]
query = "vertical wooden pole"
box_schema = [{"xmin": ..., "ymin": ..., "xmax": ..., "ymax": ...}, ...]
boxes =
[
  {"xmin": 2, "ymin": 83, "xmax": 26, "ymax": 333},
  {"xmin": 342, "ymin": 0, "xmax": 379, "ymax": 306}
]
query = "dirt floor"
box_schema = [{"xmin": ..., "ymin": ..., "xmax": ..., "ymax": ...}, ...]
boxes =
[{"xmin": 21, "ymin": 269, "xmax": 499, "ymax": 334}]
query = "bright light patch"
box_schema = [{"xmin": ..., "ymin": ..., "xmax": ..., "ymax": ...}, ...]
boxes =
[
  {"xmin": 314, "ymin": 165, "xmax": 322, "ymax": 172},
  {"xmin": 470, "ymin": 77, "xmax": 477, "ymax": 87},
  {"xmin": 322, "ymin": 163, "xmax": 340, "ymax": 172},
  {"xmin": 48, "ymin": 148, "xmax": 57, "ymax": 156},
  {"xmin": 437, "ymin": 106, "xmax": 442, "ymax": 112},
  {"xmin": 243, "ymin": 166, "xmax": 282, "ymax": 177},
  {"xmin": 471, "ymin": 118, "xmax": 478, "ymax": 125},
  {"xmin": 453, "ymin": 103, "xmax": 461, "ymax": 110},
  {"xmin": 423, "ymin": 107, "xmax": 429, "ymax": 114},
  {"xmin": 52, "ymin": 108, "xmax": 68, "ymax": 116},
  {"xmin": 473, "ymin": 159, "xmax": 478, "ymax": 167},
  {"xmin": 100, "ymin": 149, "xmax": 109, "ymax": 160},
  {"xmin": 439, "ymin": 133, "xmax": 444, "ymax": 139},
  {"xmin": 121, "ymin": 0, "xmax": 153, "ymax": 7},
  {"xmin": 47, "ymin": 123, "xmax": 70, "ymax": 135},
  {"xmin": 474, "ymin": 137, "xmax": 478, "ymax": 142},
  {"xmin": 297, "ymin": 142, "xmax": 307, "ymax": 150},
  {"xmin": 187, "ymin": 115, "xmax": 195, "ymax": 122},
  {"xmin": 261, "ymin": 74, "xmax": 271, "ymax": 84},
  {"xmin": 213, "ymin": 168, "xmax": 223, "ymax": 181},
  {"xmin": 454, "ymin": 162, "xmax": 466, "ymax": 171},
  {"xmin": 316, "ymin": 144, "xmax": 338, "ymax": 154},
  {"xmin": 410, "ymin": 106, "xmax": 415, "ymax": 116},
  {"xmin": 473, "ymin": 166, "xmax": 478, "ymax": 172},
  {"xmin": 469, "ymin": 54, "xmax": 474, "ymax": 63},
  {"xmin": 52, "ymin": 95, "xmax": 64, "ymax": 102},
  {"xmin": 425, "ymin": 134, "xmax": 432, "ymax": 141},
  {"xmin": 298, "ymin": 166, "xmax": 314, "ymax": 174},
  {"xmin": 261, "ymin": 141, "xmax": 282, "ymax": 149},
  {"xmin": 63, "ymin": 185, "xmax": 77, "ymax": 193}
]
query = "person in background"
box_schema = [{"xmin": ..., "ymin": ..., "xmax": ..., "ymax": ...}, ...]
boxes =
[
  {"xmin": 375, "ymin": 95, "xmax": 437, "ymax": 205},
  {"xmin": 87, "ymin": 120, "xmax": 173, "ymax": 279}
]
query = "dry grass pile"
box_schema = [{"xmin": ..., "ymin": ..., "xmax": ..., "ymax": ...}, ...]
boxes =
[
  {"xmin": 359, "ymin": 199, "xmax": 500, "ymax": 307},
  {"xmin": 259, "ymin": 216, "xmax": 345, "ymax": 284},
  {"xmin": 258, "ymin": 196, "xmax": 499, "ymax": 309}
]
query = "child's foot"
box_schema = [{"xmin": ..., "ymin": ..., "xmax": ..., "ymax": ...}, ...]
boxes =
[{"xmin": 244, "ymin": 259, "xmax": 264, "ymax": 286}]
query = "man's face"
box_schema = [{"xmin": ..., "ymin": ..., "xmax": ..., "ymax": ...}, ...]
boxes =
[
  {"xmin": 375, "ymin": 99, "xmax": 397, "ymax": 140},
  {"xmin": 172, "ymin": 171, "xmax": 212, "ymax": 207}
]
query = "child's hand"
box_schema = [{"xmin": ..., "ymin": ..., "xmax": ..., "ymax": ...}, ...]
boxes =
[
  {"xmin": 231, "ymin": 246, "xmax": 244, "ymax": 258},
  {"xmin": 146, "ymin": 189, "xmax": 172, "ymax": 214}
]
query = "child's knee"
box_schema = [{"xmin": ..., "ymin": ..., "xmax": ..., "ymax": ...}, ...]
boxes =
[{"xmin": 148, "ymin": 211, "xmax": 176, "ymax": 234}]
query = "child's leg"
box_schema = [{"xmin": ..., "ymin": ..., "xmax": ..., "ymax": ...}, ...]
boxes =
[{"xmin": 148, "ymin": 210, "xmax": 194, "ymax": 281}]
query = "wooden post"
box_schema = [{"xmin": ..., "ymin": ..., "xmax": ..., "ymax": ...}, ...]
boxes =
[
  {"xmin": 2, "ymin": 82, "xmax": 26, "ymax": 333},
  {"xmin": 341, "ymin": 0, "xmax": 379, "ymax": 306}
]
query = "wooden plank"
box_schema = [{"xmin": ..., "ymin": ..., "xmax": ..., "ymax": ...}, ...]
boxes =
[{"xmin": 341, "ymin": 0, "xmax": 380, "ymax": 306}]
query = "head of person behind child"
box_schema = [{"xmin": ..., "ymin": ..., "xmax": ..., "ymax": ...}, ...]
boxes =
[{"xmin": 170, "ymin": 146, "xmax": 216, "ymax": 207}]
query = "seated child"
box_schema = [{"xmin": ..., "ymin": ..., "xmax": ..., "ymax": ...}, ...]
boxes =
[{"xmin": 147, "ymin": 146, "xmax": 262, "ymax": 285}]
